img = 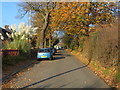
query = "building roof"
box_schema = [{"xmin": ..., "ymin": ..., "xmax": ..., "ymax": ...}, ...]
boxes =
[
  {"xmin": 0, "ymin": 27, "xmax": 13, "ymax": 40},
  {"xmin": 0, "ymin": 27, "xmax": 12, "ymax": 33}
]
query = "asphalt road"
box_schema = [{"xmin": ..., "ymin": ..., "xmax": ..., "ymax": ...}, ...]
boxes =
[{"xmin": 9, "ymin": 50, "xmax": 110, "ymax": 88}]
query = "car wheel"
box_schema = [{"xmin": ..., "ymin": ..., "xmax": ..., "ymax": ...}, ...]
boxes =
[
  {"xmin": 49, "ymin": 57, "xmax": 52, "ymax": 60},
  {"xmin": 37, "ymin": 58, "xmax": 41, "ymax": 61},
  {"xmin": 49, "ymin": 57, "xmax": 53, "ymax": 60},
  {"xmin": 52, "ymin": 57, "xmax": 54, "ymax": 60}
]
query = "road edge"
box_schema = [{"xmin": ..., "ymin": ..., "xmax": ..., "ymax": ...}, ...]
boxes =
[{"xmin": 1, "ymin": 60, "xmax": 36, "ymax": 83}]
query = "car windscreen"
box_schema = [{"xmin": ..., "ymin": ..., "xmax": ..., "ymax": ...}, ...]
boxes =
[{"xmin": 39, "ymin": 49, "xmax": 50, "ymax": 53}]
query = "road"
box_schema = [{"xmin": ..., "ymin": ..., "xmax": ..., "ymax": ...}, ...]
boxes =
[{"xmin": 9, "ymin": 50, "xmax": 110, "ymax": 88}]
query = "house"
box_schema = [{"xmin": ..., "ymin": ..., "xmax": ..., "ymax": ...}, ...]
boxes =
[{"xmin": 0, "ymin": 25, "xmax": 12, "ymax": 41}]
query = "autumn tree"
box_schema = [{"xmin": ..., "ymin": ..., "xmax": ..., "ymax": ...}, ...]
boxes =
[
  {"xmin": 62, "ymin": 33, "xmax": 74, "ymax": 49},
  {"xmin": 18, "ymin": 2, "xmax": 56, "ymax": 48},
  {"xmin": 49, "ymin": 2, "xmax": 118, "ymax": 51},
  {"xmin": 18, "ymin": 1, "xmax": 118, "ymax": 48},
  {"xmin": 31, "ymin": 12, "xmax": 57, "ymax": 48},
  {"xmin": 50, "ymin": 2, "xmax": 118, "ymax": 36}
]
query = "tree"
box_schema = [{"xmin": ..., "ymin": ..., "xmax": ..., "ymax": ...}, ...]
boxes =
[
  {"xmin": 18, "ymin": 2, "xmax": 56, "ymax": 48},
  {"xmin": 31, "ymin": 12, "xmax": 56, "ymax": 48},
  {"xmin": 49, "ymin": 2, "xmax": 118, "ymax": 52},
  {"xmin": 50, "ymin": 2, "xmax": 118, "ymax": 36},
  {"xmin": 62, "ymin": 33, "xmax": 74, "ymax": 49}
]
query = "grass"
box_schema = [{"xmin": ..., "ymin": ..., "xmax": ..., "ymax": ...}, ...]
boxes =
[
  {"xmin": 71, "ymin": 51, "xmax": 78, "ymax": 54},
  {"xmin": 65, "ymin": 19, "xmax": 119, "ymax": 88},
  {"xmin": 115, "ymin": 68, "xmax": 120, "ymax": 83},
  {"xmin": 91, "ymin": 60, "xmax": 111, "ymax": 75},
  {"xmin": 102, "ymin": 69, "xmax": 110, "ymax": 75},
  {"xmin": 67, "ymin": 49, "xmax": 119, "ymax": 88}
]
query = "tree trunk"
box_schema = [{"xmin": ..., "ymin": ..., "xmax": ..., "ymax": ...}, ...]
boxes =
[
  {"xmin": 40, "ymin": 30, "xmax": 44, "ymax": 48},
  {"xmin": 49, "ymin": 34, "xmax": 52, "ymax": 47},
  {"xmin": 40, "ymin": 12, "xmax": 50, "ymax": 48},
  {"xmin": 44, "ymin": 38, "xmax": 46, "ymax": 48}
]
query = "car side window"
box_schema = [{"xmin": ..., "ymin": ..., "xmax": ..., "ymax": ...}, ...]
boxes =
[
  {"xmin": 39, "ymin": 49, "xmax": 44, "ymax": 52},
  {"xmin": 45, "ymin": 49, "xmax": 50, "ymax": 52},
  {"xmin": 39, "ymin": 49, "xmax": 51, "ymax": 53}
]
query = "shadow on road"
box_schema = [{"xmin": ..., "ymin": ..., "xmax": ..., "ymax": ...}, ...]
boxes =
[
  {"xmin": 20, "ymin": 64, "xmax": 88, "ymax": 89},
  {"xmin": 38, "ymin": 56, "xmax": 65, "ymax": 61},
  {"xmin": 54, "ymin": 56, "xmax": 65, "ymax": 60},
  {"xmin": 54, "ymin": 53, "xmax": 63, "ymax": 55},
  {"xmin": 65, "ymin": 54, "xmax": 72, "ymax": 57}
]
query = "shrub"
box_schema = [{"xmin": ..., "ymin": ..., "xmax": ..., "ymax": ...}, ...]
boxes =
[
  {"xmin": 2, "ymin": 55, "xmax": 27, "ymax": 66},
  {"xmin": 3, "ymin": 38, "xmax": 30, "ymax": 53},
  {"xmin": 82, "ymin": 21, "xmax": 118, "ymax": 68},
  {"xmin": 2, "ymin": 22, "xmax": 38, "ymax": 53}
]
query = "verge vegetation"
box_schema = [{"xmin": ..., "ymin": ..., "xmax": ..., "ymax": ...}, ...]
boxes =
[{"xmin": 66, "ymin": 21, "xmax": 119, "ymax": 88}]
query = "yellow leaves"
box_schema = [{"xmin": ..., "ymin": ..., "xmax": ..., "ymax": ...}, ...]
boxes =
[
  {"xmin": 102, "ymin": 2, "xmax": 108, "ymax": 4},
  {"xmin": 53, "ymin": 27, "xmax": 57, "ymax": 32},
  {"xmin": 28, "ymin": 79, "xmax": 31, "ymax": 81},
  {"xmin": 72, "ymin": 3, "xmax": 78, "ymax": 7},
  {"xmin": 85, "ymin": 14, "xmax": 89, "ymax": 19},
  {"xmin": 96, "ymin": 21, "xmax": 100, "ymax": 23},
  {"xmin": 49, "ymin": 2, "xmax": 115, "ymax": 37},
  {"xmin": 46, "ymin": 34, "xmax": 50, "ymax": 39},
  {"xmin": 86, "ymin": 19, "xmax": 89, "ymax": 21},
  {"xmin": 72, "ymin": 15, "xmax": 76, "ymax": 19},
  {"xmin": 85, "ymin": 10, "xmax": 89, "ymax": 13},
  {"xmin": 80, "ymin": 36, "xmax": 85, "ymax": 40},
  {"xmin": 80, "ymin": 29, "xmax": 85, "ymax": 33},
  {"xmin": 101, "ymin": 6, "xmax": 104, "ymax": 9},
  {"xmin": 76, "ymin": 7, "xmax": 80, "ymax": 11},
  {"xmin": 81, "ymin": 25, "xmax": 83, "ymax": 27}
]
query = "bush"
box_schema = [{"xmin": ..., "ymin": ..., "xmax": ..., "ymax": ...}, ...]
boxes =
[
  {"xmin": 95, "ymin": 23, "xmax": 118, "ymax": 67},
  {"xmin": 2, "ymin": 55, "xmax": 27, "ymax": 66},
  {"xmin": 82, "ymin": 22, "xmax": 118, "ymax": 68},
  {"xmin": 2, "ymin": 50, "xmax": 36, "ymax": 66},
  {"xmin": 3, "ymin": 38, "xmax": 30, "ymax": 53}
]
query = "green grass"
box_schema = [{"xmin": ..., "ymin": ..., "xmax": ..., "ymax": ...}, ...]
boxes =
[
  {"xmin": 91, "ymin": 61, "xmax": 97, "ymax": 66},
  {"xmin": 115, "ymin": 68, "xmax": 120, "ymax": 83},
  {"xmin": 72, "ymin": 51, "xmax": 77, "ymax": 54},
  {"xmin": 91, "ymin": 60, "xmax": 110, "ymax": 75},
  {"xmin": 102, "ymin": 69, "xmax": 110, "ymax": 75},
  {"xmin": 97, "ymin": 66, "xmax": 101, "ymax": 70}
]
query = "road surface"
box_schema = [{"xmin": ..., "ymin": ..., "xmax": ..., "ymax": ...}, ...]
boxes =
[{"xmin": 8, "ymin": 50, "xmax": 110, "ymax": 88}]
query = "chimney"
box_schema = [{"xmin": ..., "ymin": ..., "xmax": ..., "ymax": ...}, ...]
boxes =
[{"xmin": 5, "ymin": 25, "xmax": 9, "ymax": 30}]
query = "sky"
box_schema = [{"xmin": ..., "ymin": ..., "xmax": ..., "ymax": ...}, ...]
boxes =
[
  {"xmin": 0, "ymin": 0, "xmax": 119, "ymax": 29},
  {"xmin": 0, "ymin": 1, "xmax": 29, "ymax": 28}
]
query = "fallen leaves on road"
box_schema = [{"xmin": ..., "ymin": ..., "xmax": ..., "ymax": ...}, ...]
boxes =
[
  {"xmin": 2, "ymin": 67, "xmax": 31, "ymax": 88},
  {"xmin": 28, "ymin": 79, "xmax": 31, "ymax": 81},
  {"xmin": 66, "ymin": 49, "xmax": 119, "ymax": 89}
]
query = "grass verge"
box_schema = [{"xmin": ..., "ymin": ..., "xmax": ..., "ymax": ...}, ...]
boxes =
[{"xmin": 66, "ymin": 49, "xmax": 120, "ymax": 89}]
